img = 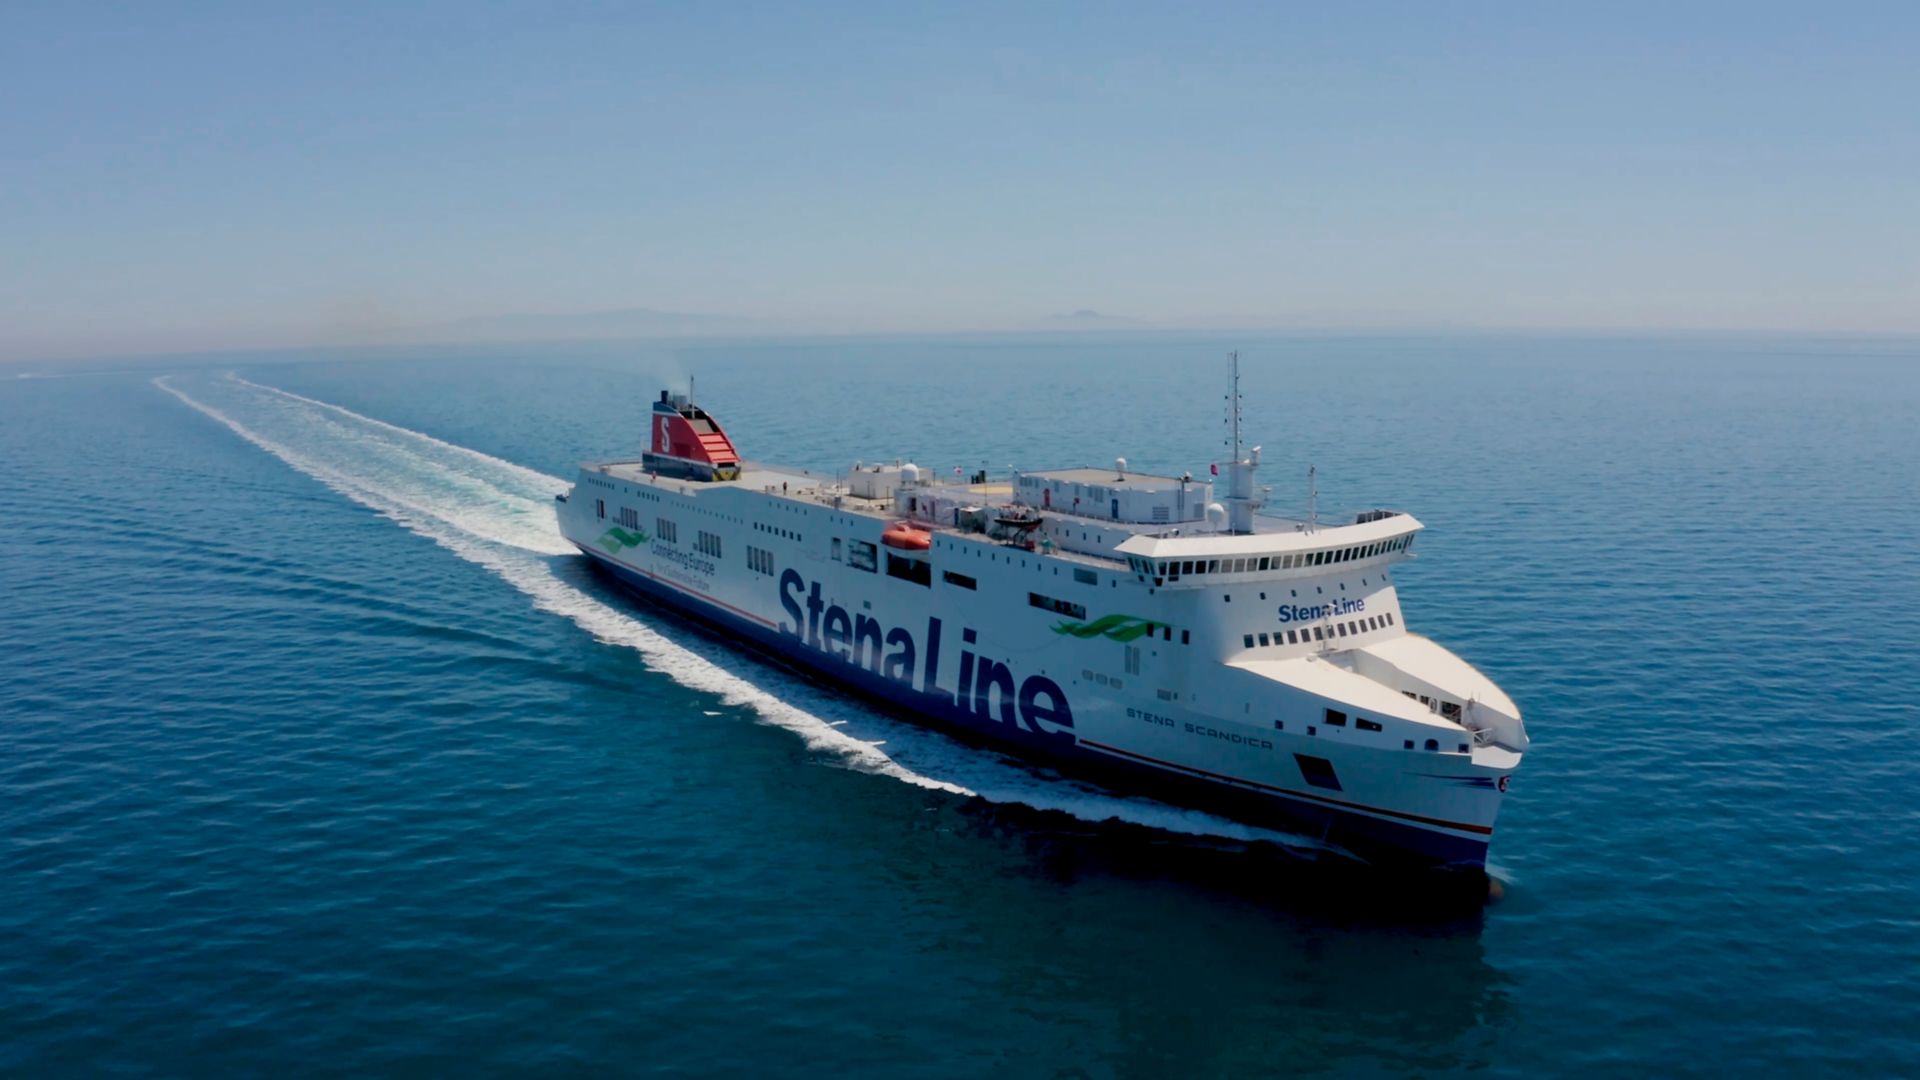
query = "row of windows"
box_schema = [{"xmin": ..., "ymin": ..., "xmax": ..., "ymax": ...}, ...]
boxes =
[
  {"xmin": 1131, "ymin": 535, "xmax": 1414, "ymax": 580},
  {"xmin": 656, "ymin": 518, "xmax": 678, "ymax": 544},
  {"xmin": 753, "ymin": 521, "xmax": 801, "ymax": 542},
  {"xmin": 1404, "ymin": 690, "xmax": 1464, "ymax": 721},
  {"xmin": 747, "ymin": 546, "xmax": 775, "ymax": 575},
  {"xmin": 1321, "ymin": 709, "xmax": 1383, "ymax": 733},
  {"xmin": 618, "ymin": 507, "xmax": 642, "ymax": 530},
  {"xmin": 1278, "ymin": 708, "xmax": 1467, "ymax": 754},
  {"xmin": 695, "ymin": 530, "xmax": 722, "ymax": 557},
  {"xmin": 1242, "ymin": 611, "xmax": 1397, "ymax": 650}
]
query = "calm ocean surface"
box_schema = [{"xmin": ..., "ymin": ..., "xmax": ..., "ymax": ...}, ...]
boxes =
[{"xmin": 2, "ymin": 333, "xmax": 1916, "ymax": 1075}]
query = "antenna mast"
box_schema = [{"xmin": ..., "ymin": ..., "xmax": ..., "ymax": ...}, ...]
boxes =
[
  {"xmin": 1308, "ymin": 464, "xmax": 1318, "ymax": 532},
  {"xmin": 1228, "ymin": 351, "xmax": 1242, "ymax": 463},
  {"xmin": 1220, "ymin": 351, "xmax": 1262, "ymax": 534}
]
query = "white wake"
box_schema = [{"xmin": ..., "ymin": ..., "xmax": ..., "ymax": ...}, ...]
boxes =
[{"xmin": 157, "ymin": 372, "xmax": 1312, "ymax": 846}]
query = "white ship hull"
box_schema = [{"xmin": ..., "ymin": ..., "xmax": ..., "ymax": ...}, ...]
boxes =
[{"xmin": 559, "ymin": 417, "xmax": 1526, "ymax": 869}]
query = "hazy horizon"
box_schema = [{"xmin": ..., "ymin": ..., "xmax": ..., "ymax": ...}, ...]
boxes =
[{"xmin": 6, "ymin": 3, "xmax": 1917, "ymax": 363}]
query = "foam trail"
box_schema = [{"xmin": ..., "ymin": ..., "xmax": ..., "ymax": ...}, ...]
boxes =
[{"xmin": 156, "ymin": 373, "xmax": 1318, "ymax": 847}]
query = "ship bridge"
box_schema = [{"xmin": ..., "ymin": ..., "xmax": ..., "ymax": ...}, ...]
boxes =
[{"xmin": 1113, "ymin": 511, "xmax": 1422, "ymax": 588}]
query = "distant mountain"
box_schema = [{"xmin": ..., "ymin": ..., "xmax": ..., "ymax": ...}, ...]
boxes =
[
  {"xmin": 1046, "ymin": 309, "xmax": 1142, "ymax": 327},
  {"xmin": 412, "ymin": 307, "xmax": 763, "ymax": 343}
]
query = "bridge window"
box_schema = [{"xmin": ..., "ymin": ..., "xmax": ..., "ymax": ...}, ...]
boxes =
[
  {"xmin": 1258, "ymin": 633, "xmax": 1270, "ymax": 646},
  {"xmin": 1243, "ymin": 634, "xmax": 1254, "ymax": 648}
]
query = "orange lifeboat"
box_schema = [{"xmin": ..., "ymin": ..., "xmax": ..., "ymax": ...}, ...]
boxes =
[{"xmin": 880, "ymin": 521, "xmax": 933, "ymax": 551}]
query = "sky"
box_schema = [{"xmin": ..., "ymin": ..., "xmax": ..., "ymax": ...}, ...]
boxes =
[{"xmin": 3, "ymin": 1, "xmax": 1917, "ymax": 361}]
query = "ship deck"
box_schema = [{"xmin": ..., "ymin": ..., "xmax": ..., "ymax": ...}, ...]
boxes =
[{"xmin": 591, "ymin": 457, "xmax": 1346, "ymax": 542}]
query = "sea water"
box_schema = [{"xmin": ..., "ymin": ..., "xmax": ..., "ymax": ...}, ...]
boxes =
[{"xmin": 2, "ymin": 333, "xmax": 1916, "ymax": 1074}]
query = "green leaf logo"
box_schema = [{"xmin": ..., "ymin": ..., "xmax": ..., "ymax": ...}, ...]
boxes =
[
  {"xmin": 597, "ymin": 526, "xmax": 650, "ymax": 553},
  {"xmin": 1051, "ymin": 613, "xmax": 1166, "ymax": 642}
]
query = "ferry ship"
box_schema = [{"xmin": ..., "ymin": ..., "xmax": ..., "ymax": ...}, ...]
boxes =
[{"xmin": 556, "ymin": 365, "xmax": 1527, "ymax": 868}]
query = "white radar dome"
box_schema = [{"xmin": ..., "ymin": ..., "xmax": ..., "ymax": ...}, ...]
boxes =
[
  {"xmin": 900, "ymin": 463, "xmax": 921, "ymax": 485},
  {"xmin": 1205, "ymin": 502, "xmax": 1228, "ymax": 530}
]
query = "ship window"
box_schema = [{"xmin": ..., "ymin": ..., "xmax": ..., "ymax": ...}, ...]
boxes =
[
  {"xmin": 1425, "ymin": 739, "xmax": 1439, "ymax": 751},
  {"xmin": 886, "ymin": 553, "xmax": 931, "ymax": 586},
  {"xmin": 1243, "ymin": 634, "xmax": 1254, "ymax": 648},
  {"xmin": 1074, "ymin": 568, "xmax": 1097, "ymax": 585},
  {"xmin": 595, "ymin": 499, "xmax": 606, "ymax": 519},
  {"xmin": 1357, "ymin": 718, "xmax": 1382, "ymax": 732},
  {"xmin": 1029, "ymin": 593, "xmax": 1086, "ymax": 620},
  {"xmin": 1386, "ymin": 612, "xmax": 1396, "ymax": 625},
  {"xmin": 1274, "ymin": 720, "xmax": 1284, "ymax": 731},
  {"xmin": 943, "ymin": 570, "xmax": 976, "ymax": 590},
  {"xmin": 1404, "ymin": 739, "xmax": 1415, "ymax": 749},
  {"xmin": 1312, "ymin": 627, "xmax": 1324, "ymax": 641},
  {"xmin": 1285, "ymin": 630, "xmax": 1298, "ymax": 644},
  {"xmin": 1182, "ymin": 561, "xmax": 1194, "ymax": 575},
  {"xmin": 1294, "ymin": 754, "xmax": 1342, "ymax": 791},
  {"xmin": 1208, "ymin": 560, "xmax": 1220, "ymax": 573},
  {"xmin": 1180, "ymin": 630, "xmax": 1189, "ymax": 644},
  {"xmin": 831, "ymin": 538, "xmax": 842, "ymax": 561},
  {"xmin": 656, "ymin": 518, "xmax": 678, "ymax": 543},
  {"xmin": 1257, "ymin": 557, "xmax": 1269, "ymax": 570},
  {"xmin": 1324, "ymin": 709, "xmax": 1346, "ymax": 727},
  {"xmin": 1336, "ymin": 623, "xmax": 1348, "ymax": 637},
  {"xmin": 695, "ymin": 530, "xmax": 723, "ymax": 558},
  {"xmin": 1258, "ymin": 633, "xmax": 1270, "ymax": 646},
  {"xmin": 849, "ymin": 540, "xmax": 878, "ymax": 572}
]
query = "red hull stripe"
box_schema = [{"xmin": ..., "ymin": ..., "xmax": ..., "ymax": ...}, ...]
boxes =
[{"xmin": 1079, "ymin": 738, "xmax": 1494, "ymax": 835}]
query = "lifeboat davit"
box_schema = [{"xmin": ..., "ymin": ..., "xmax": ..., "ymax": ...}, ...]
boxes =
[{"xmin": 880, "ymin": 521, "xmax": 933, "ymax": 551}]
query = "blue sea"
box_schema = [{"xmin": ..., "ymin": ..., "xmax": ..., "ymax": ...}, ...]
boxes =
[{"xmin": 3, "ymin": 332, "xmax": 1917, "ymax": 1075}]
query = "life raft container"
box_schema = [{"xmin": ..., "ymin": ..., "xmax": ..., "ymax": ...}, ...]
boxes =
[{"xmin": 880, "ymin": 521, "xmax": 933, "ymax": 551}]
